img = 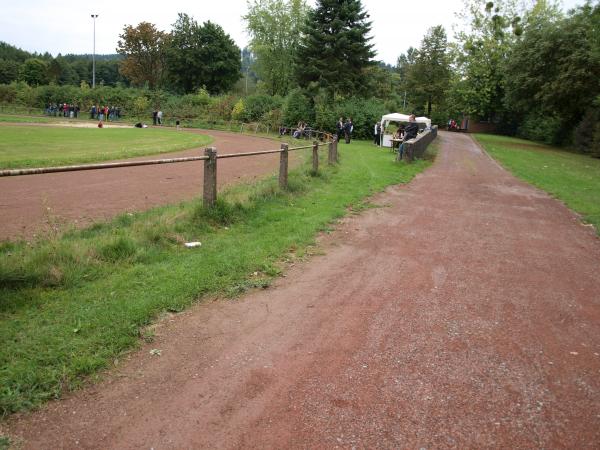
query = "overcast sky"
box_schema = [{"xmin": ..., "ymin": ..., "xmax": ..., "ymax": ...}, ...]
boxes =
[{"xmin": 0, "ymin": 0, "xmax": 586, "ymax": 66}]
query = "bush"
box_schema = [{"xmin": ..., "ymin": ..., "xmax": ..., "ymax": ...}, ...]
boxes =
[
  {"xmin": 283, "ymin": 89, "xmax": 315, "ymax": 126},
  {"xmin": 319, "ymin": 97, "xmax": 387, "ymax": 140},
  {"xmin": 0, "ymin": 83, "xmax": 17, "ymax": 103},
  {"xmin": 242, "ymin": 94, "xmax": 283, "ymax": 122},
  {"xmin": 574, "ymin": 105, "xmax": 600, "ymax": 157},
  {"xmin": 517, "ymin": 112, "xmax": 563, "ymax": 145},
  {"xmin": 231, "ymin": 98, "xmax": 245, "ymax": 121}
]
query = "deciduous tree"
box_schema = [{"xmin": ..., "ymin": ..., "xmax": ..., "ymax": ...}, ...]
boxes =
[
  {"xmin": 244, "ymin": 0, "xmax": 309, "ymax": 96},
  {"xmin": 116, "ymin": 22, "xmax": 169, "ymax": 89},
  {"xmin": 167, "ymin": 14, "xmax": 241, "ymax": 94},
  {"xmin": 19, "ymin": 58, "xmax": 48, "ymax": 86}
]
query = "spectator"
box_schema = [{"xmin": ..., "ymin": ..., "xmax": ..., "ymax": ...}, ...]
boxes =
[
  {"xmin": 336, "ymin": 117, "xmax": 344, "ymax": 141},
  {"xmin": 374, "ymin": 121, "xmax": 382, "ymax": 145},
  {"xmin": 399, "ymin": 115, "xmax": 418, "ymax": 160},
  {"xmin": 344, "ymin": 118, "xmax": 353, "ymax": 144}
]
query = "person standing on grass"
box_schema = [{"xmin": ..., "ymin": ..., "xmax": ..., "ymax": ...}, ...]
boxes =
[
  {"xmin": 344, "ymin": 118, "xmax": 353, "ymax": 144},
  {"xmin": 152, "ymin": 110, "xmax": 158, "ymax": 126},
  {"xmin": 157, "ymin": 109, "xmax": 163, "ymax": 125},
  {"xmin": 374, "ymin": 121, "xmax": 381, "ymax": 145},
  {"xmin": 336, "ymin": 117, "xmax": 344, "ymax": 141}
]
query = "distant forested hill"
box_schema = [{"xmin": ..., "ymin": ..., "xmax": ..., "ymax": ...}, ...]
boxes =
[{"xmin": 0, "ymin": 41, "xmax": 126, "ymax": 86}]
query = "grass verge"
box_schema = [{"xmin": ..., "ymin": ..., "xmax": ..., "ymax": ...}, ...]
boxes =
[
  {"xmin": 0, "ymin": 125, "xmax": 212, "ymax": 169},
  {"xmin": 0, "ymin": 114, "xmax": 54, "ymax": 124},
  {"xmin": 474, "ymin": 134, "xmax": 600, "ymax": 233},
  {"xmin": 0, "ymin": 139, "xmax": 432, "ymax": 418}
]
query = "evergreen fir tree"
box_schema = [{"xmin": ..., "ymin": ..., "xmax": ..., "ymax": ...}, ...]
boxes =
[{"xmin": 295, "ymin": 0, "xmax": 375, "ymax": 98}]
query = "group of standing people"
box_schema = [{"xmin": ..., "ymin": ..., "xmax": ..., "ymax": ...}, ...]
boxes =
[
  {"xmin": 91, "ymin": 105, "xmax": 121, "ymax": 121},
  {"xmin": 336, "ymin": 117, "xmax": 353, "ymax": 143},
  {"xmin": 46, "ymin": 103, "xmax": 80, "ymax": 118},
  {"xmin": 152, "ymin": 110, "xmax": 163, "ymax": 126}
]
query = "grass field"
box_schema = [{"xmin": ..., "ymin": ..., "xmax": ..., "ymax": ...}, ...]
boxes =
[
  {"xmin": 0, "ymin": 140, "xmax": 434, "ymax": 417},
  {"xmin": 474, "ymin": 134, "xmax": 600, "ymax": 233},
  {"xmin": 0, "ymin": 114, "xmax": 55, "ymax": 124},
  {"xmin": 0, "ymin": 125, "xmax": 213, "ymax": 169}
]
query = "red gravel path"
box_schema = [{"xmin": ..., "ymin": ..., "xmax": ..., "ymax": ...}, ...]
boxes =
[
  {"xmin": 0, "ymin": 129, "xmax": 290, "ymax": 240},
  {"xmin": 3, "ymin": 131, "xmax": 600, "ymax": 448}
]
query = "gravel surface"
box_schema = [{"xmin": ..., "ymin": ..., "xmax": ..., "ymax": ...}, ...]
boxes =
[
  {"xmin": 0, "ymin": 129, "xmax": 289, "ymax": 240},
  {"xmin": 3, "ymin": 131, "xmax": 600, "ymax": 449}
]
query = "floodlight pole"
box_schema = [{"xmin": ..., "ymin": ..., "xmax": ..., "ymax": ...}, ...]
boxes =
[{"xmin": 91, "ymin": 14, "xmax": 98, "ymax": 88}]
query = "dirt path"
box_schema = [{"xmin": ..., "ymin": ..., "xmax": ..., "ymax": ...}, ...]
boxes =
[
  {"xmin": 4, "ymin": 132, "xmax": 600, "ymax": 448},
  {"xmin": 0, "ymin": 129, "xmax": 292, "ymax": 240}
]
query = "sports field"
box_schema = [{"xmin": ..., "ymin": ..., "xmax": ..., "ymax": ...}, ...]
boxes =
[{"xmin": 0, "ymin": 125, "xmax": 213, "ymax": 169}]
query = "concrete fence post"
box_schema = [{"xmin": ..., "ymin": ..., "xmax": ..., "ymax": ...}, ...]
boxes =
[
  {"xmin": 203, "ymin": 147, "xmax": 217, "ymax": 207},
  {"xmin": 279, "ymin": 143, "xmax": 289, "ymax": 189},
  {"xmin": 312, "ymin": 141, "xmax": 319, "ymax": 173}
]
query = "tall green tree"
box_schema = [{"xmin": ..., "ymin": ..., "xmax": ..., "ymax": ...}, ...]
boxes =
[
  {"xmin": 405, "ymin": 25, "xmax": 450, "ymax": 116},
  {"xmin": 295, "ymin": 0, "xmax": 375, "ymax": 98},
  {"xmin": 0, "ymin": 58, "xmax": 19, "ymax": 84},
  {"xmin": 19, "ymin": 58, "xmax": 48, "ymax": 86},
  {"xmin": 244, "ymin": 0, "xmax": 309, "ymax": 96},
  {"xmin": 166, "ymin": 13, "xmax": 241, "ymax": 94},
  {"xmin": 450, "ymin": 0, "xmax": 522, "ymax": 120},
  {"xmin": 505, "ymin": 2, "xmax": 600, "ymax": 131},
  {"xmin": 116, "ymin": 22, "xmax": 169, "ymax": 89}
]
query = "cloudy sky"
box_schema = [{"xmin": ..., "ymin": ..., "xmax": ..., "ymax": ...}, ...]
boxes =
[{"xmin": 0, "ymin": 0, "xmax": 586, "ymax": 65}]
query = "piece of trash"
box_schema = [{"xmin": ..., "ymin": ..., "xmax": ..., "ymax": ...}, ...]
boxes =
[
  {"xmin": 569, "ymin": 351, "xmax": 579, "ymax": 355},
  {"xmin": 184, "ymin": 241, "xmax": 202, "ymax": 248},
  {"xmin": 149, "ymin": 349, "xmax": 162, "ymax": 356}
]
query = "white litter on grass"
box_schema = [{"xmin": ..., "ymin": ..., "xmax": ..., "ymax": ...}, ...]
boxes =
[
  {"xmin": 149, "ymin": 349, "xmax": 162, "ymax": 356},
  {"xmin": 184, "ymin": 241, "xmax": 202, "ymax": 248}
]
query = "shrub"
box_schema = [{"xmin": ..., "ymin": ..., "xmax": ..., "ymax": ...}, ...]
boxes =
[
  {"xmin": 242, "ymin": 94, "xmax": 283, "ymax": 122},
  {"xmin": 283, "ymin": 89, "xmax": 315, "ymax": 126},
  {"xmin": 330, "ymin": 97, "xmax": 387, "ymax": 140},
  {"xmin": 0, "ymin": 83, "xmax": 17, "ymax": 103},
  {"xmin": 574, "ymin": 105, "xmax": 600, "ymax": 157},
  {"xmin": 231, "ymin": 98, "xmax": 245, "ymax": 121},
  {"xmin": 517, "ymin": 112, "xmax": 563, "ymax": 145}
]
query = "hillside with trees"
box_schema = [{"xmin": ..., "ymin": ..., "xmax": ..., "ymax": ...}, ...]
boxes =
[{"xmin": 0, "ymin": 0, "xmax": 598, "ymax": 155}]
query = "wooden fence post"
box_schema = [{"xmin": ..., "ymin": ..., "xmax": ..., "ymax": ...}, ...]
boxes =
[
  {"xmin": 279, "ymin": 143, "xmax": 288, "ymax": 189},
  {"xmin": 328, "ymin": 139, "xmax": 335, "ymax": 165},
  {"xmin": 333, "ymin": 135, "xmax": 339, "ymax": 163},
  {"xmin": 203, "ymin": 147, "xmax": 217, "ymax": 207},
  {"xmin": 312, "ymin": 140, "xmax": 319, "ymax": 173}
]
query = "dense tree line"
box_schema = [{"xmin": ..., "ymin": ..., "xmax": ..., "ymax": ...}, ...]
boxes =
[
  {"xmin": 0, "ymin": 42, "xmax": 125, "ymax": 86},
  {"xmin": 1, "ymin": 0, "xmax": 598, "ymax": 154}
]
